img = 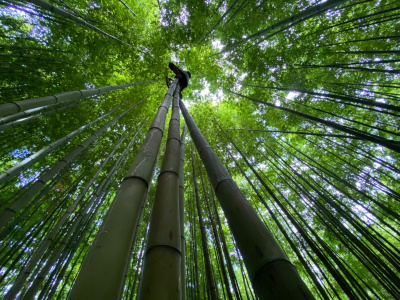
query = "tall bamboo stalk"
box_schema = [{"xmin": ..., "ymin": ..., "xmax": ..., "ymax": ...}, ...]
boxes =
[
  {"xmin": 191, "ymin": 144, "xmax": 218, "ymax": 300},
  {"xmin": 179, "ymin": 125, "xmax": 187, "ymax": 300},
  {"xmin": 230, "ymin": 90, "xmax": 400, "ymax": 153},
  {"xmin": 137, "ymin": 84, "xmax": 182, "ymax": 299},
  {"xmin": 69, "ymin": 79, "xmax": 178, "ymax": 299},
  {"xmin": 199, "ymin": 167, "xmax": 233, "ymax": 300},
  {"xmin": 179, "ymin": 99, "xmax": 314, "ymax": 299}
]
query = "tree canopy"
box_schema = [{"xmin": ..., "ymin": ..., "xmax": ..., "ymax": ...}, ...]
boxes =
[{"xmin": 0, "ymin": 0, "xmax": 399, "ymax": 299}]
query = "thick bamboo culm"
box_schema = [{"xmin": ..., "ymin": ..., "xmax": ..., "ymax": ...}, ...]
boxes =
[
  {"xmin": 138, "ymin": 84, "xmax": 182, "ymax": 299},
  {"xmin": 69, "ymin": 79, "xmax": 178, "ymax": 300},
  {"xmin": 179, "ymin": 99, "xmax": 315, "ymax": 299}
]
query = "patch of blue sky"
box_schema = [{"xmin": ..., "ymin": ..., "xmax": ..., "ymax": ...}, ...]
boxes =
[
  {"xmin": 0, "ymin": 3, "xmax": 51, "ymax": 44},
  {"xmin": 17, "ymin": 170, "xmax": 40, "ymax": 187},
  {"xmin": 9, "ymin": 147, "xmax": 31, "ymax": 159}
]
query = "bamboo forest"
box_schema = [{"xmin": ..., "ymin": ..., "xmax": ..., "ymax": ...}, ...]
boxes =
[{"xmin": 0, "ymin": 0, "xmax": 399, "ymax": 299}]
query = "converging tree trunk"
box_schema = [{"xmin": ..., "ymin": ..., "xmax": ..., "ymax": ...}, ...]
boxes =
[{"xmin": 69, "ymin": 79, "xmax": 178, "ymax": 299}]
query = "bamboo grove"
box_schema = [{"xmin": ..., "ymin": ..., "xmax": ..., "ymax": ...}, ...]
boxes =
[{"xmin": 0, "ymin": 0, "xmax": 399, "ymax": 299}]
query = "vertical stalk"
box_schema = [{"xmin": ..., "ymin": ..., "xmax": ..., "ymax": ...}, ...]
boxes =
[
  {"xmin": 69, "ymin": 80, "xmax": 178, "ymax": 299},
  {"xmin": 191, "ymin": 144, "xmax": 218, "ymax": 300},
  {"xmin": 179, "ymin": 125, "xmax": 187, "ymax": 300},
  {"xmin": 137, "ymin": 84, "xmax": 182, "ymax": 299},
  {"xmin": 199, "ymin": 166, "xmax": 233, "ymax": 300}
]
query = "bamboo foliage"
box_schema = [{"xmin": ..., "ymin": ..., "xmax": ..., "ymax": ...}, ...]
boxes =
[
  {"xmin": 1, "ymin": 0, "xmax": 399, "ymax": 298},
  {"xmin": 26, "ymin": 0, "xmax": 133, "ymax": 46}
]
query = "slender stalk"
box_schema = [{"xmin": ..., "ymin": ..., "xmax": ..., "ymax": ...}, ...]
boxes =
[
  {"xmin": 0, "ymin": 99, "xmax": 144, "ymax": 230},
  {"xmin": 191, "ymin": 144, "xmax": 218, "ymax": 300},
  {"xmin": 179, "ymin": 125, "xmax": 187, "ymax": 300},
  {"xmin": 229, "ymin": 91, "xmax": 400, "ymax": 153}
]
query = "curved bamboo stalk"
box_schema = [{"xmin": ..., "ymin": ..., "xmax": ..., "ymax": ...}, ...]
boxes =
[
  {"xmin": 137, "ymin": 84, "xmax": 182, "ymax": 299},
  {"xmin": 0, "ymin": 101, "xmax": 85, "ymax": 132},
  {"xmin": 0, "ymin": 79, "xmax": 155, "ymax": 119},
  {"xmin": 179, "ymin": 99, "xmax": 314, "ymax": 299},
  {"xmin": 69, "ymin": 79, "xmax": 178, "ymax": 299},
  {"xmin": 241, "ymin": 83, "xmax": 400, "ymax": 113},
  {"xmin": 225, "ymin": 128, "xmax": 363, "ymax": 139},
  {"xmin": 119, "ymin": 0, "xmax": 137, "ymax": 17}
]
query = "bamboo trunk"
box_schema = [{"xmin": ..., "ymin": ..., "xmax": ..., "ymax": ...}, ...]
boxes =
[
  {"xmin": 191, "ymin": 145, "xmax": 218, "ymax": 300},
  {"xmin": 179, "ymin": 125, "xmax": 187, "ymax": 300},
  {"xmin": 179, "ymin": 99, "xmax": 314, "ymax": 299},
  {"xmin": 137, "ymin": 84, "xmax": 182, "ymax": 299},
  {"xmin": 68, "ymin": 79, "xmax": 178, "ymax": 299}
]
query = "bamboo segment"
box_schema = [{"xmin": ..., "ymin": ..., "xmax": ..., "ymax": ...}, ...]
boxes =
[
  {"xmin": 0, "ymin": 80, "xmax": 155, "ymax": 118},
  {"xmin": 0, "ymin": 101, "xmax": 83, "ymax": 131},
  {"xmin": 179, "ymin": 125, "xmax": 187, "ymax": 300},
  {"xmin": 179, "ymin": 99, "xmax": 314, "ymax": 299},
  {"xmin": 69, "ymin": 79, "xmax": 178, "ymax": 300},
  {"xmin": 138, "ymin": 84, "xmax": 182, "ymax": 299}
]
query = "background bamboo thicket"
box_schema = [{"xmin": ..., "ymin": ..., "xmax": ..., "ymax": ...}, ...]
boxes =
[{"xmin": 1, "ymin": 0, "xmax": 400, "ymax": 299}]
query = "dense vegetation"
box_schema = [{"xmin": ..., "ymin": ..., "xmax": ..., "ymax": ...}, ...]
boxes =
[{"xmin": 0, "ymin": 0, "xmax": 399, "ymax": 298}]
